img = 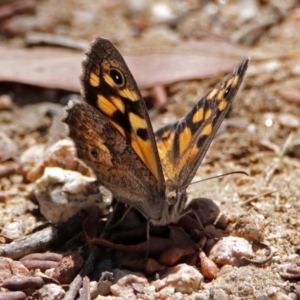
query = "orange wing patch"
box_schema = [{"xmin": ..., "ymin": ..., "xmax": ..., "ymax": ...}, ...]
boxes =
[{"xmin": 89, "ymin": 72, "xmax": 100, "ymax": 87}]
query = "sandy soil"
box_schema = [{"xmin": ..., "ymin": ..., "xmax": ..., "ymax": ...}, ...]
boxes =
[{"xmin": 1, "ymin": 1, "xmax": 300, "ymax": 299}]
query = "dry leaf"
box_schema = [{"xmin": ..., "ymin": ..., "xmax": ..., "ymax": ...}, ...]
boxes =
[{"xmin": 0, "ymin": 38, "xmax": 249, "ymax": 91}]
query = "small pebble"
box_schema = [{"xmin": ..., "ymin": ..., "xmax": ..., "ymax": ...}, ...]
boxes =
[
  {"xmin": 0, "ymin": 132, "xmax": 18, "ymax": 161},
  {"xmin": 279, "ymin": 113, "xmax": 299, "ymax": 128},
  {"xmin": 151, "ymin": 3, "xmax": 175, "ymax": 23},
  {"xmin": 35, "ymin": 283, "xmax": 65, "ymax": 300},
  {"xmin": 199, "ymin": 251, "xmax": 218, "ymax": 279},
  {"xmin": 213, "ymin": 288, "xmax": 230, "ymax": 300},
  {"xmin": 279, "ymin": 88, "xmax": 300, "ymax": 104},
  {"xmin": 0, "ymin": 257, "xmax": 29, "ymax": 282},
  {"xmin": 0, "ymin": 94, "xmax": 13, "ymax": 110},
  {"xmin": 209, "ymin": 236, "xmax": 253, "ymax": 266},
  {"xmin": 52, "ymin": 254, "xmax": 84, "ymax": 284},
  {"xmin": 159, "ymin": 263, "xmax": 203, "ymax": 294},
  {"xmin": 2, "ymin": 221, "xmax": 25, "ymax": 240},
  {"xmin": 110, "ymin": 272, "xmax": 148, "ymax": 298},
  {"xmin": 233, "ymin": 212, "xmax": 265, "ymax": 242},
  {"xmin": 239, "ymin": 0, "xmax": 259, "ymax": 21}
]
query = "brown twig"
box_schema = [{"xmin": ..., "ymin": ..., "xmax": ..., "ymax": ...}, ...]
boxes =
[
  {"xmin": 0, "ymin": 211, "xmax": 87, "ymax": 260},
  {"xmin": 241, "ymin": 190, "xmax": 276, "ymax": 206},
  {"xmin": 241, "ymin": 241, "xmax": 273, "ymax": 265},
  {"xmin": 265, "ymin": 131, "xmax": 295, "ymax": 185}
]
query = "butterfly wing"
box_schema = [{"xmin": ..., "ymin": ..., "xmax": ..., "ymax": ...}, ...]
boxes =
[
  {"xmin": 156, "ymin": 58, "xmax": 249, "ymax": 188},
  {"xmin": 64, "ymin": 38, "xmax": 165, "ymax": 219},
  {"xmin": 64, "ymin": 101, "xmax": 163, "ymax": 214}
]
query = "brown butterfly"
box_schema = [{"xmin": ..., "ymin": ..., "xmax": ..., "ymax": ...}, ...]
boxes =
[{"xmin": 64, "ymin": 38, "xmax": 249, "ymax": 226}]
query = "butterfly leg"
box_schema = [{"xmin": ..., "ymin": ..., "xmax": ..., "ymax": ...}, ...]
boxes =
[
  {"xmin": 178, "ymin": 208, "xmax": 205, "ymax": 231},
  {"xmin": 146, "ymin": 219, "xmax": 151, "ymax": 259},
  {"xmin": 100, "ymin": 202, "xmax": 133, "ymax": 239},
  {"xmin": 191, "ymin": 209, "xmax": 205, "ymax": 231}
]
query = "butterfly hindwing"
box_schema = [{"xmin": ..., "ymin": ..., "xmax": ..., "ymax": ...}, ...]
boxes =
[
  {"xmin": 156, "ymin": 58, "xmax": 249, "ymax": 187},
  {"xmin": 64, "ymin": 100, "xmax": 167, "ymax": 219}
]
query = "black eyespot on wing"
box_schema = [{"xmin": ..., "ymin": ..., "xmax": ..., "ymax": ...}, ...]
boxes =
[
  {"xmin": 110, "ymin": 69, "xmax": 124, "ymax": 86},
  {"xmin": 91, "ymin": 148, "xmax": 99, "ymax": 158}
]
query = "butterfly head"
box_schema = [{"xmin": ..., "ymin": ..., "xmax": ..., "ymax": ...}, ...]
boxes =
[
  {"xmin": 165, "ymin": 179, "xmax": 187, "ymax": 206},
  {"xmin": 148, "ymin": 179, "xmax": 188, "ymax": 225}
]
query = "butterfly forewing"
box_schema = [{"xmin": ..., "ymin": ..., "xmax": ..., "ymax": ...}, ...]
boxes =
[
  {"xmin": 81, "ymin": 38, "xmax": 165, "ymax": 192},
  {"xmin": 156, "ymin": 58, "xmax": 249, "ymax": 187}
]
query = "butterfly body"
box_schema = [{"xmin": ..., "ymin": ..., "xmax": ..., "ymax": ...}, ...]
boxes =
[{"xmin": 64, "ymin": 38, "xmax": 249, "ymax": 226}]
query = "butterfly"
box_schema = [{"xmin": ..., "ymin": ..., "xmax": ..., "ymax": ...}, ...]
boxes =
[{"xmin": 64, "ymin": 38, "xmax": 249, "ymax": 226}]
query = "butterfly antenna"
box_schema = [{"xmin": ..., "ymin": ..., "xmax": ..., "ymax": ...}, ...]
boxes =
[{"xmin": 186, "ymin": 171, "xmax": 248, "ymax": 188}]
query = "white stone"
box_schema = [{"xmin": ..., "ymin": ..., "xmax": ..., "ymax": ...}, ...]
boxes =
[
  {"xmin": 35, "ymin": 167, "xmax": 105, "ymax": 223},
  {"xmin": 159, "ymin": 264, "xmax": 203, "ymax": 294},
  {"xmin": 209, "ymin": 237, "xmax": 253, "ymax": 266},
  {"xmin": 37, "ymin": 283, "xmax": 65, "ymax": 300}
]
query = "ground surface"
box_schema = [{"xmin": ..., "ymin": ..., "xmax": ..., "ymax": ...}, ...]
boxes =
[{"xmin": 1, "ymin": 0, "xmax": 300, "ymax": 299}]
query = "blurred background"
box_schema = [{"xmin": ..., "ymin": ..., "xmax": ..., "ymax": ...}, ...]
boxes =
[
  {"xmin": 1, "ymin": 1, "xmax": 300, "ymax": 297},
  {"xmin": 1, "ymin": 0, "xmax": 299, "ymax": 108}
]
